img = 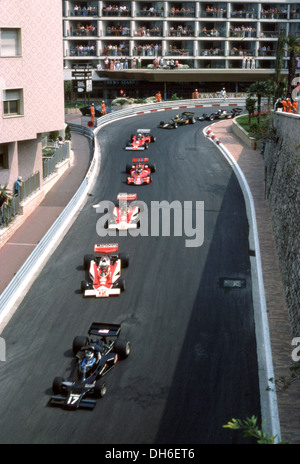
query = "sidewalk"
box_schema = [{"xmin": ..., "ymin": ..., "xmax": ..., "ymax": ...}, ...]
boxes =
[
  {"xmin": 211, "ymin": 119, "xmax": 300, "ymax": 445},
  {"xmin": 0, "ymin": 119, "xmax": 298, "ymax": 443},
  {"xmin": 0, "ymin": 131, "xmax": 91, "ymax": 294}
]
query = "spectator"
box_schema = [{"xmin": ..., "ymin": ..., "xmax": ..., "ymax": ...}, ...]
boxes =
[
  {"xmin": 220, "ymin": 88, "xmax": 226, "ymax": 99},
  {"xmin": 101, "ymin": 101, "xmax": 107, "ymax": 115},
  {"xmin": 15, "ymin": 176, "xmax": 23, "ymax": 197},
  {"xmin": 155, "ymin": 91, "xmax": 162, "ymax": 102}
]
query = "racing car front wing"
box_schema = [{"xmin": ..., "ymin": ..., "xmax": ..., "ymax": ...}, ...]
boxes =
[{"xmin": 49, "ymin": 395, "xmax": 97, "ymax": 410}]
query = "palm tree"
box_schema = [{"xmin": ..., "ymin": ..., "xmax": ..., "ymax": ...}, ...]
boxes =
[
  {"xmin": 285, "ymin": 35, "xmax": 300, "ymax": 99},
  {"xmin": 247, "ymin": 81, "xmax": 269, "ymax": 123}
]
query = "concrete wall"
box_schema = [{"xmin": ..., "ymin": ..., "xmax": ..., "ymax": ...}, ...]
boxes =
[{"xmin": 263, "ymin": 112, "xmax": 300, "ymax": 337}]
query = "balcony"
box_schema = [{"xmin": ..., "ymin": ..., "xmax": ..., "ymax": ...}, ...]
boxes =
[
  {"xmin": 168, "ymin": 24, "xmax": 195, "ymax": 37},
  {"xmin": 105, "ymin": 24, "xmax": 131, "ymax": 36},
  {"xmin": 102, "ymin": 3, "xmax": 131, "ymax": 16},
  {"xmin": 134, "ymin": 23, "xmax": 163, "ymax": 37},
  {"xmin": 67, "ymin": 43, "xmax": 97, "ymax": 57},
  {"xmin": 133, "ymin": 43, "xmax": 162, "ymax": 56},
  {"xmin": 67, "ymin": 23, "xmax": 97, "ymax": 37}
]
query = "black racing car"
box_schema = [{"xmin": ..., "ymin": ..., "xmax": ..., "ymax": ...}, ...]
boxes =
[
  {"xmin": 158, "ymin": 112, "xmax": 196, "ymax": 129},
  {"xmin": 49, "ymin": 322, "xmax": 130, "ymax": 410},
  {"xmin": 198, "ymin": 107, "xmax": 243, "ymax": 121},
  {"xmin": 79, "ymin": 105, "xmax": 103, "ymax": 117}
]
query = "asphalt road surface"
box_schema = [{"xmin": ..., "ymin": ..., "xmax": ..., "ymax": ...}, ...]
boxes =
[{"xmin": 0, "ymin": 108, "xmax": 261, "ymax": 444}]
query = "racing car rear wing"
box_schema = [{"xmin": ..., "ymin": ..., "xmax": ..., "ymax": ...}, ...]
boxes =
[
  {"xmin": 94, "ymin": 243, "xmax": 119, "ymax": 254},
  {"xmin": 131, "ymin": 158, "xmax": 149, "ymax": 163},
  {"xmin": 137, "ymin": 129, "xmax": 151, "ymax": 133},
  {"xmin": 117, "ymin": 193, "xmax": 137, "ymax": 202},
  {"xmin": 88, "ymin": 322, "xmax": 121, "ymax": 338}
]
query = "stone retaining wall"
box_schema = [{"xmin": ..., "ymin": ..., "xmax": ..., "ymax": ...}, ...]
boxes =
[{"xmin": 263, "ymin": 112, "xmax": 300, "ymax": 336}]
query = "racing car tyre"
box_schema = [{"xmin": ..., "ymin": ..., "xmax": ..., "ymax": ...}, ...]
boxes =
[
  {"xmin": 81, "ymin": 280, "xmax": 92, "ymax": 292},
  {"xmin": 52, "ymin": 377, "xmax": 65, "ymax": 394},
  {"xmin": 114, "ymin": 339, "xmax": 131, "ymax": 359},
  {"xmin": 84, "ymin": 254, "xmax": 93, "ymax": 271},
  {"xmin": 209, "ymin": 114, "xmax": 215, "ymax": 121},
  {"xmin": 151, "ymin": 135, "xmax": 156, "ymax": 142},
  {"xmin": 149, "ymin": 164, "xmax": 156, "ymax": 173},
  {"xmin": 113, "ymin": 278, "xmax": 125, "ymax": 292},
  {"xmin": 119, "ymin": 253, "xmax": 129, "ymax": 268},
  {"xmin": 144, "ymin": 144, "xmax": 148, "ymax": 149},
  {"xmin": 126, "ymin": 164, "xmax": 133, "ymax": 174},
  {"xmin": 72, "ymin": 336, "xmax": 89, "ymax": 355},
  {"xmin": 94, "ymin": 380, "xmax": 107, "ymax": 399}
]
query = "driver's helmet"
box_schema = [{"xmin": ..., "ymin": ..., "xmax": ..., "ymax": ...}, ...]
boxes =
[
  {"xmin": 137, "ymin": 133, "xmax": 142, "ymax": 138},
  {"xmin": 175, "ymin": 114, "xmax": 179, "ymax": 118},
  {"xmin": 99, "ymin": 257, "xmax": 109, "ymax": 275},
  {"xmin": 136, "ymin": 164, "xmax": 143, "ymax": 174},
  {"xmin": 85, "ymin": 350, "xmax": 94, "ymax": 360}
]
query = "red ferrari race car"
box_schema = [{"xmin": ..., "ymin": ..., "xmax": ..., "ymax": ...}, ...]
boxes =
[
  {"xmin": 126, "ymin": 158, "xmax": 156, "ymax": 186},
  {"xmin": 81, "ymin": 244, "xmax": 129, "ymax": 297},
  {"xmin": 105, "ymin": 193, "xmax": 143, "ymax": 230},
  {"xmin": 125, "ymin": 129, "xmax": 156, "ymax": 151}
]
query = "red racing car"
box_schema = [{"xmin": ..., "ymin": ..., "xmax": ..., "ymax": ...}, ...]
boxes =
[
  {"xmin": 125, "ymin": 129, "xmax": 156, "ymax": 151},
  {"xmin": 105, "ymin": 193, "xmax": 143, "ymax": 230},
  {"xmin": 81, "ymin": 244, "xmax": 129, "ymax": 297},
  {"xmin": 126, "ymin": 158, "xmax": 156, "ymax": 185}
]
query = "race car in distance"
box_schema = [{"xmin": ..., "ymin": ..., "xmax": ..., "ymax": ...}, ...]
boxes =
[
  {"xmin": 198, "ymin": 107, "xmax": 243, "ymax": 121},
  {"xmin": 79, "ymin": 105, "xmax": 103, "ymax": 117},
  {"xmin": 158, "ymin": 112, "xmax": 196, "ymax": 129},
  {"xmin": 81, "ymin": 243, "xmax": 129, "ymax": 297},
  {"xmin": 125, "ymin": 129, "xmax": 156, "ymax": 150},
  {"xmin": 49, "ymin": 322, "xmax": 130, "ymax": 410},
  {"xmin": 104, "ymin": 193, "xmax": 143, "ymax": 230},
  {"xmin": 126, "ymin": 158, "xmax": 156, "ymax": 185}
]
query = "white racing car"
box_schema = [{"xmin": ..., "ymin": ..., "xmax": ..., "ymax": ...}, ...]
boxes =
[{"xmin": 81, "ymin": 244, "xmax": 129, "ymax": 297}]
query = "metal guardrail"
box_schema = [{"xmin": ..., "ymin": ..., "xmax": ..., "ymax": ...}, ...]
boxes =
[{"xmin": 0, "ymin": 126, "xmax": 96, "ymax": 324}]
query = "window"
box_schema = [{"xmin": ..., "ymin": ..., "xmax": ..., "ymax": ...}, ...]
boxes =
[
  {"xmin": 0, "ymin": 144, "xmax": 9, "ymax": 170},
  {"xmin": 3, "ymin": 89, "xmax": 24, "ymax": 117},
  {"xmin": 0, "ymin": 28, "xmax": 21, "ymax": 57}
]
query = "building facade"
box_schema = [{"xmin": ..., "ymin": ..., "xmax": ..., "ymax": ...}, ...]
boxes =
[
  {"xmin": 63, "ymin": 0, "xmax": 300, "ymax": 97},
  {"xmin": 0, "ymin": 0, "xmax": 65, "ymax": 195}
]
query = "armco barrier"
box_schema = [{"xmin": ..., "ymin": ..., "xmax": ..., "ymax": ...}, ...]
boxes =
[{"xmin": 0, "ymin": 125, "xmax": 98, "ymax": 327}]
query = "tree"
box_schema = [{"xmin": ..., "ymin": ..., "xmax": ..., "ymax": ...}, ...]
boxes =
[
  {"xmin": 285, "ymin": 35, "xmax": 300, "ymax": 99},
  {"xmin": 247, "ymin": 81, "xmax": 268, "ymax": 123},
  {"xmin": 245, "ymin": 95, "xmax": 256, "ymax": 124},
  {"xmin": 0, "ymin": 184, "xmax": 11, "ymax": 202}
]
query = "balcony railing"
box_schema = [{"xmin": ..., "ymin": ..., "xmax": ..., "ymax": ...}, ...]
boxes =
[
  {"xmin": 70, "ymin": 7, "xmax": 98, "ymax": 17},
  {"xmin": 43, "ymin": 143, "xmax": 70, "ymax": 180},
  {"xmin": 135, "ymin": 9, "xmax": 164, "ymax": 17},
  {"xmin": 102, "ymin": 7, "xmax": 131, "ymax": 17}
]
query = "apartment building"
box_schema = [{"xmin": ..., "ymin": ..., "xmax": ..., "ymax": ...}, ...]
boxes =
[
  {"xmin": 0, "ymin": 0, "xmax": 65, "ymax": 198},
  {"xmin": 63, "ymin": 0, "xmax": 300, "ymax": 97}
]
